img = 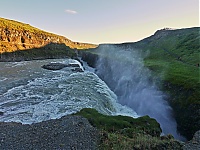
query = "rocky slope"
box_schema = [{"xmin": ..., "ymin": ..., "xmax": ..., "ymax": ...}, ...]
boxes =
[
  {"xmin": 183, "ymin": 130, "xmax": 200, "ymax": 150},
  {"xmin": 0, "ymin": 17, "xmax": 97, "ymax": 54}
]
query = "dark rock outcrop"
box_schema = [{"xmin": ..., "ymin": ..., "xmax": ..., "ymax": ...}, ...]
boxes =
[
  {"xmin": 78, "ymin": 50, "xmax": 99, "ymax": 68},
  {"xmin": 183, "ymin": 130, "xmax": 200, "ymax": 150},
  {"xmin": 42, "ymin": 63, "xmax": 68, "ymax": 70},
  {"xmin": 72, "ymin": 67, "xmax": 84, "ymax": 72},
  {"xmin": 42, "ymin": 62, "xmax": 83, "ymax": 72},
  {"xmin": 68, "ymin": 63, "xmax": 80, "ymax": 68}
]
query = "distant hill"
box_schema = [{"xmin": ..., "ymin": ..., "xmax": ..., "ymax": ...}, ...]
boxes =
[
  {"xmin": 0, "ymin": 18, "xmax": 97, "ymax": 54},
  {"xmin": 117, "ymin": 27, "xmax": 199, "ymax": 66}
]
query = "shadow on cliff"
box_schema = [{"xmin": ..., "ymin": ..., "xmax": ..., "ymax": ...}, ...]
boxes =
[{"xmin": 0, "ymin": 42, "xmax": 77, "ymax": 62}]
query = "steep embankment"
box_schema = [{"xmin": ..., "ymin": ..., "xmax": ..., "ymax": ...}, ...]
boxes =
[
  {"xmin": 81, "ymin": 27, "xmax": 199, "ymax": 140},
  {"xmin": 0, "ymin": 17, "xmax": 97, "ymax": 54}
]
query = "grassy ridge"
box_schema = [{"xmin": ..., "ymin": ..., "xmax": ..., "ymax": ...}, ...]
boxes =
[
  {"xmin": 0, "ymin": 18, "xmax": 57, "ymax": 36},
  {"xmin": 74, "ymin": 108, "xmax": 161, "ymax": 137},
  {"xmin": 74, "ymin": 108, "xmax": 183, "ymax": 149}
]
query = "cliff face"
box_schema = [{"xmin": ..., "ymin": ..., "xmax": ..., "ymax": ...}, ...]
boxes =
[{"xmin": 0, "ymin": 18, "xmax": 97, "ymax": 53}]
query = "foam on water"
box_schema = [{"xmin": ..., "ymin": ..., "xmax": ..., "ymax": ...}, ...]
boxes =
[{"xmin": 0, "ymin": 59, "xmax": 138, "ymax": 124}]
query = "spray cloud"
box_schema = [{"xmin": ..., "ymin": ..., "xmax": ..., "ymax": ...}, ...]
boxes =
[{"xmin": 95, "ymin": 45, "xmax": 184, "ymax": 140}]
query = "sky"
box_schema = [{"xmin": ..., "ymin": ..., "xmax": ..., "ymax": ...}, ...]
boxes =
[{"xmin": 0, "ymin": 0, "xmax": 199, "ymax": 44}]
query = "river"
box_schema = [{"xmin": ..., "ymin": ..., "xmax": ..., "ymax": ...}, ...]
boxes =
[{"xmin": 0, "ymin": 58, "xmax": 137, "ymax": 124}]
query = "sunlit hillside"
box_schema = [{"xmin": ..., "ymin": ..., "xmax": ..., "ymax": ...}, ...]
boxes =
[{"xmin": 0, "ymin": 18, "xmax": 97, "ymax": 53}]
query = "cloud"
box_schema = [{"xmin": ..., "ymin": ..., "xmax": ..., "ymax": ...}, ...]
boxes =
[{"xmin": 65, "ymin": 9, "xmax": 78, "ymax": 14}]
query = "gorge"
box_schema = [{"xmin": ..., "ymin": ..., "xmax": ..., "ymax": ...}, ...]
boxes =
[{"xmin": 0, "ymin": 18, "xmax": 199, "ymax": 149}]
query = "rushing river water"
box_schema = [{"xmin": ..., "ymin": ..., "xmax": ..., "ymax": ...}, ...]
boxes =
[{"xmin": 0, "ymin": 59, "xmax": 137, "ymax": 124}]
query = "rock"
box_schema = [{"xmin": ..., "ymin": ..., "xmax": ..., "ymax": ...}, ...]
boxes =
[
  {"xmin": 68, "ymin": 63, "xmax": 80, "ymax": 68},
  {"xmin": 42, "ymin": 62, "xmax": 83, "ymax": 72},
  {"xmin": 78, "ymin": 51, "xmax": 98, "ymax": 68},
  {"xmin": 71, "ymin": 67, "xmax": 84, "ymax": 72},
  {"xmin": 42, "ymin": 63, "xmax": 68, "ymax": 70},
  {"xmin": 73, "ymin": 57, "xmax": 83, "ymax": 66},
  {"xmin": 183, "ymin": 130, "xmax": 200, "ymax": 150},
  {"xmin": 0, "ymin": 111, "xmax": 3, "ymax": 116}
]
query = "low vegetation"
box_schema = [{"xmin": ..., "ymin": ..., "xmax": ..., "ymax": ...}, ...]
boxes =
[
  {"xmin": 74, "ymin": 108, "xmax": 183, "ymax": 149},
  {"xmin": 0, "ymin": 18, "xmax": 57, "ymax": 36}
]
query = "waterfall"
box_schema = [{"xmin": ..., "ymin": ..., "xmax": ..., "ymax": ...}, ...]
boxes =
[{"xmin": 95, "ymin": 45, "xmax": 184, "ymax": 140}]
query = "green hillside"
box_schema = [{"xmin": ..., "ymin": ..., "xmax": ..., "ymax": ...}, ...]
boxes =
[
  {"xmin": 81, "ymin": 27, "xmax": 199, "ymax": 140},
  {"xmin": 135, "ymin": 28, "xmax": 199, "ymax": 102},
  {"xmin": 138, "ymin": 28, "xmax": 200, "ymax": 139},
  {"xmin": 120, "ymin": 27, "xmax": 200, "ymax": 140}
]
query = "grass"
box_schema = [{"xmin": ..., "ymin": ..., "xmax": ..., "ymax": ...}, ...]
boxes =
[
  {"xmin": 99, "ymin": 132, "xmax": 182, "ymax": 150},
  {"xmin": 74, "ymin": 108, "xmax": 161, "ymax": 137},
  {"xmin": 133, "ymin": 28, "xmax": 200, "ymax": 140},
  {"xmin": 129, "ymin": 28, "xmax": 200, "ymax": 140},
  {"xmin": 0, "ymin": 17, "xmax": 57, "ymax": 37},
  {"xmin": 74, "ymin": 108, "xmax": 183, "ymax": 150},
  {"xmin": 83, "ymin": 27, "xmax": 199, "ymax": 140}
]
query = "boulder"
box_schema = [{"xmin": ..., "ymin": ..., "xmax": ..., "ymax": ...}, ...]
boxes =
[
  {"xmin": 183, "ymin": 130, "xmax": 200, "ymax": 150},
  {"xmin": 71, "ymin": 67, "xmax": 84, "ymax": 72},
  {"xmin": 0, "ymin": 111, "xmax": 3, "ymax": 116},
  {"xmin": 68, "ymin": 63, "xmax": 80, "ymax": 68},
  {"xmin": 42, "ymin": 62, "xmax": 82, "ymax": 71},
  {"xmin": 42, "ymin": 63, "xmax": 68, "ymax": 70}
]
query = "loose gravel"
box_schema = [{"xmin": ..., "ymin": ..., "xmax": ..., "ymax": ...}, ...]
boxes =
[{"xmin": 0, "ymin": 115, "xmax": 99, "ymax": 150}]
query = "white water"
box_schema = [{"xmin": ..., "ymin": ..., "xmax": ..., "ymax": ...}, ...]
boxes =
[
  {"xmin": 95, "ymin": 45, "xmax": 184, "ymax": 140},
  {"xmin": 0, "ymin": 58, "xmax": 137, "ymax": 124}
]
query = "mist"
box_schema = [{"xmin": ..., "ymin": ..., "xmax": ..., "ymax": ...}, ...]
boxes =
[{"xmin": 95, "ymin": 45, "xmax": 184, "ymax": 140}]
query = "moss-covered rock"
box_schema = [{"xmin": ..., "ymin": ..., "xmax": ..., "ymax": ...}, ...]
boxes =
[
  {"xmin": 74, "ymin": 108, "xmax": 162, "ymax": 137},
  {"xmin": 74, "ymin": 108, "xmax": 183, "ymax": 149}
]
